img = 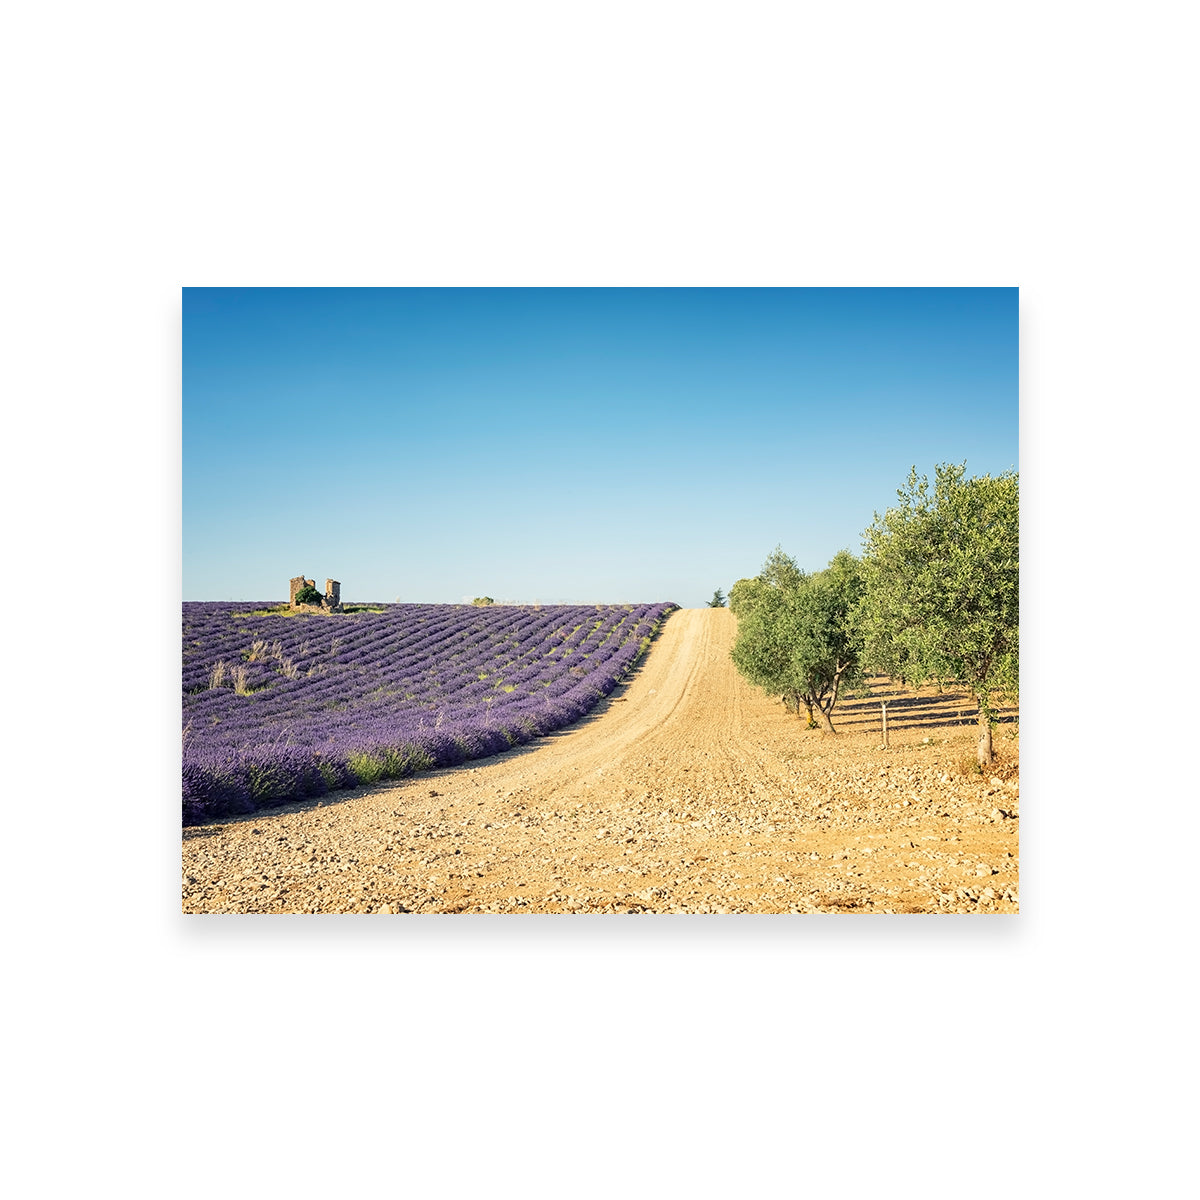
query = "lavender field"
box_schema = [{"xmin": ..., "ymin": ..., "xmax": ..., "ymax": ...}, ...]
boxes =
[{"xmin": 182, "ymin": 601, "xmax": 676, "ymax": 824}]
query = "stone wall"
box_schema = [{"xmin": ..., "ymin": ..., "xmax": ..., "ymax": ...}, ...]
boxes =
[
  {"xmin": 289, "ymin": 576, "xmax": 315, "ymax": 605},
  {"xmin": 289, "ymin": 574, "xmax": 344, "ymax": 612}
]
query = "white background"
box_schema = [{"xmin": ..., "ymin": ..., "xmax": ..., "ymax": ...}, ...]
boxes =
[{"xmin": 4, "ymin": 2, "xmax": 1195, "ymax": 1196}]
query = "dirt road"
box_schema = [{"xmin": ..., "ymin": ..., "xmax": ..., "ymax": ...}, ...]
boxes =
[{"xmin": 182, "ymin": 608, "xmax": 1019, "ymax": 914}]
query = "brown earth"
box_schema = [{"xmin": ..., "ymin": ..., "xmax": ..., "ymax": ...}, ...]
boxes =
[{"xmin": 182, "ymin": 608, "xmax": 1018, "ymax": 915}]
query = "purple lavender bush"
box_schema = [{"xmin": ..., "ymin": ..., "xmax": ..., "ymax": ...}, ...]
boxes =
[{"xmin": 182, "ymin": 601, "xmax": 676, "ymax": 824}]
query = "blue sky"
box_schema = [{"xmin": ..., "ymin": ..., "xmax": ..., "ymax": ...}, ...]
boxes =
[{"xmin": 183, "ymin": 287, "xmax": 1017, "ymax": 605}]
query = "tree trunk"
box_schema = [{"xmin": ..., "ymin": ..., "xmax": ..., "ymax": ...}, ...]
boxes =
[
  {"xmin": 815, "ymin": 704, "xmax": 836, "ymax": 734},
  {"xmin": 977, "ymin": 708, "xmax": 994, "ymax": 766},
  {"xmin": 803, "ymin": 699, "xmax": 814, "ymax": 725}
]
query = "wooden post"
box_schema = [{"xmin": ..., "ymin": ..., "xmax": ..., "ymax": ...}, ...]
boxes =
[{"xmin": 881, "ymin": 701, "xmax": 889, "ymax": 750}]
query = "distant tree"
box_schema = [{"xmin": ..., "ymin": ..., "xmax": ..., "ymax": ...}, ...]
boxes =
[
  {"xmin": 471, "ymin": 596, "xmax": 495, "ymax": 607},
  {"xmin": 730, "ymin": 548, "xmax": 864, "ymax": 732},
  {"xmin": 856, "ymin": 463, "xmax": 1018, "ymax": 765},
  {"xmin": 728, "ymin": 576, "xmax": 768, "ymax": 617},
  {"xmin": 707, "ymin": 588, "xmax": 727, "ymax": 608},
  {"xmin": 294, "ymin": 584, "xmax": 321, "ymax": 605},
  {"xmin": 759, "ymin": 545, "xmax": 805, "ymax": 593}
]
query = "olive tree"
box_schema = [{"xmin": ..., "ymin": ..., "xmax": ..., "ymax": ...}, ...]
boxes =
[
  {"xmin": 857, "ymin": 463, "xmax": 1018, "ymax": 765},
  {"xmin": 730, "ymin": 548, "xmax": 864, "ymax": 732},
  {"xmin": 728, "ymin": 576, "xmax": 767, "ymax": 617}
]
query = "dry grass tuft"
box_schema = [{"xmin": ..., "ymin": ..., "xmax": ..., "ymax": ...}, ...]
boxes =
[{"xmin": 951, "ymin": 748, "xmax": 1019, "ymax": 782}]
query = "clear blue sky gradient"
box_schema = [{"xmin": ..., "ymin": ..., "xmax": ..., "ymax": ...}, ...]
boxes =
[{"xmin": 183, "ymin": 287, "xmax": 1018, "ymax": 606}]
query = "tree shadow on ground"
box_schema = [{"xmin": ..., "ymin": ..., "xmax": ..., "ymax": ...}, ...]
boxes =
[{"xmin": 833, "ymin": 676, "xmax": 1018, "ymax": 734}]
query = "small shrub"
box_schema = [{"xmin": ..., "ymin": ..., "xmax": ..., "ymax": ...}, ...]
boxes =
[
  {"xmin": 952, "ymin": 750, "xmax": 1019, "ymax": 781},
  {"xmin": 294, "ymin": 584, "xmax": 322, "ymax": 605},
  {"xmin": 247, "ymin": 761, "xmax": 289, "ymax": 802},
  {"xmin": 472, "ymin": 596, "xmax": 495, "ymax": 606},
  {"xmin": 953, "ymin": 753, "xmax": 985, "ymax": 778},
  {"xmin": 346, "ymin": 752, "xmax": 385, "ymax": 784},
  {"xmin": 379, "ymin": 744, "xmax": 434, "ymax": 778}
]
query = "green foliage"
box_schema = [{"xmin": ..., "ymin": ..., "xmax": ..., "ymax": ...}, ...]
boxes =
[
  {"xmin": 347, "ymin": 744, "xmax": 436, "ymax": 785},
  {"xmin": 346, "ymin": 751, "xmax": 386, "ymax": 784},
  {"xmin": 728, "ymin": 576, "xmax": 768, "ymax": 617},
  {"xmin": 730, "ymin": 547, "xmax": 864, "ymax": 731},
  {"xmin": 247, "ymin": 761, "xmax": 289, "ymax": 801},
  {"xmin": 708, "ymin": 588, "xmax": 727, "ymax": 608},
  {"xmin": 856, "ymin": 462, "xmax": 1019, "ymax": 722},
  {"xmin": 294, "ymin": 584, "xmax": 322, "ymax": 605},
  {"xmin": 759, "ymin": 545, "xmax": 805, "ymax": 593},
  {"xmin": 381, "ymin": 744, "xmax": 433, "ymax": 777}
]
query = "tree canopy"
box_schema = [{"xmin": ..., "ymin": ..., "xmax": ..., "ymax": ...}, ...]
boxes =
[
  {"xmin": 707, "ymin": 588, "xmax": 727, "ymax": 608},
  {"xmin": 730, "ymin": 548, "xmax": 864, "ymax": 732},
  {"xmin": 728, "ymin": 576, "xmax": 768, "ymax": 617},
  {"xmin": 856, "ymin": 462, "xmax": 1018, "ymax": 763}
]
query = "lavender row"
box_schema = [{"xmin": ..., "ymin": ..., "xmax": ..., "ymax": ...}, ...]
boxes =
[{"xmin": 182, "ymin": 602, "xmax": 677, "ymax": 824}]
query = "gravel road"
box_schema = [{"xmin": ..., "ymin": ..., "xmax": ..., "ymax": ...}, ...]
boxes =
[{"xmin": 182, "ymin": 608, "xmax": 1019, "ymax": 914}]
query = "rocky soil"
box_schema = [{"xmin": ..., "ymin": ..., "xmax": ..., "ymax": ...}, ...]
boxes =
[{"xmin": 182, "ymin": 608, "xmax": 1018, "ymax": 915}]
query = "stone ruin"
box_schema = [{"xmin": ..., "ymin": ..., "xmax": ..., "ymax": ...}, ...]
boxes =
[{"xmin": 289, "ymin": 575, "xmax": 343, "ymax": 612}]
